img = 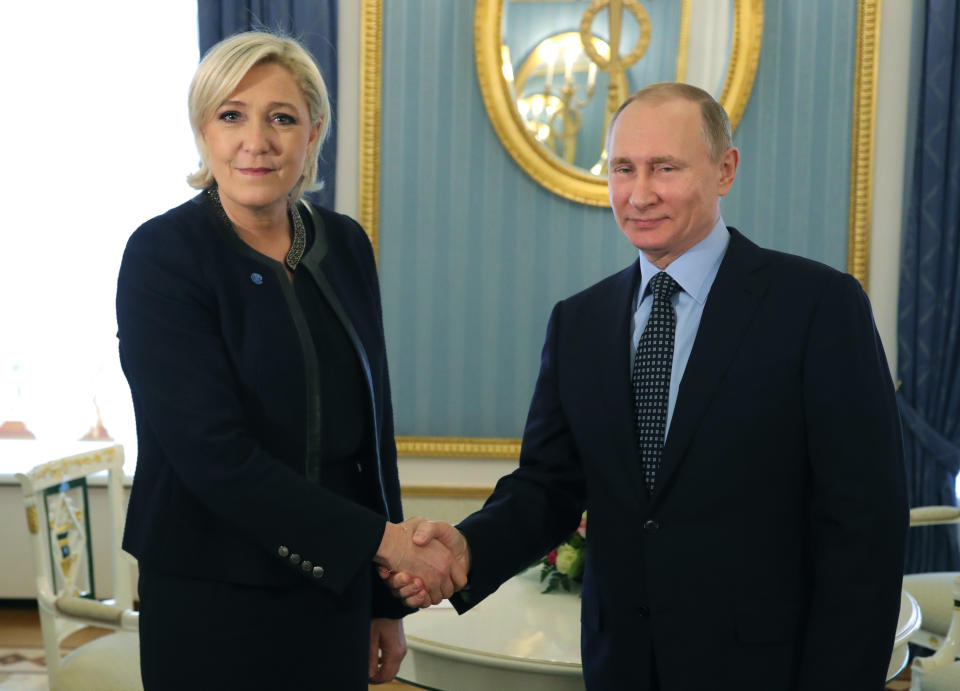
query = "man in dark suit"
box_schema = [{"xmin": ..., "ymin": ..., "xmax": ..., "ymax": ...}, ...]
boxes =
[{"xmin": 386, "ymin": 82, "xmax": 908, "ymax": 690}]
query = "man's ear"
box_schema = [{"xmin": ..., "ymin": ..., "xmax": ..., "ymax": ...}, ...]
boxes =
[{"xmin": 717, "ymin": 146, "xmax": 739, "ymax": 196}]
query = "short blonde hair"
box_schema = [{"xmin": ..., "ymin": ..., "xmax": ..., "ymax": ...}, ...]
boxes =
[
  {"xmin": 187, "ymin": 31, "xmax": 331, "ymax": 201},
  {"xmin": 607, "ymin": 82, "xmax": 732, "ymax": 163}
]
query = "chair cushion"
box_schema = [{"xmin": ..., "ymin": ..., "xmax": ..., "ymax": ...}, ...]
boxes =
[
  {"xmin": 53, "ymin": 631, "xmax": 142, "ymax": 691},
  {"xmin": 903, "ymin": 572, "xmax": 957, "ymax": 636}
]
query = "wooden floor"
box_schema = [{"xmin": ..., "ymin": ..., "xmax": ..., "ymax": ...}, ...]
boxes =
[{"xmin": 0, "ymin": 601, "xmax": 417, "ymax": 690}]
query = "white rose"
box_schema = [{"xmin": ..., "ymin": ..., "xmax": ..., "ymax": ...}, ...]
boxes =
[{"xmin": 555, "ymin": 544, "xmax": 580, "ymax": 576}]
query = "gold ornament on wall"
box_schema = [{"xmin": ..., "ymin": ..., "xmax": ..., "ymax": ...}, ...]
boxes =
[{"xmin": 474, "ymin": 0, "xmax": 764, "ymax": 206}]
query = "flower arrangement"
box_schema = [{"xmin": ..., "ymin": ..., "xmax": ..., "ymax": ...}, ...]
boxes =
[{"xmin": 528, "ymin": 512, "xmax": 586, "ymax": 593}]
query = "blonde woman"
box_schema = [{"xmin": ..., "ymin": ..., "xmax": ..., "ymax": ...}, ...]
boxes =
[{"xmin": 117, "ymin": 31, "xmax": 464, "ymax": 689}]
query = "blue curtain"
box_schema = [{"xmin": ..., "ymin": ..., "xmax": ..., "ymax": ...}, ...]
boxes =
[
  {"xmin": 197, "ymin": 0, "xmax": 338, "ymax": 209},
  {"xmin": 898, "ymin": 0, "xmax": 960, "ymax": 574}
]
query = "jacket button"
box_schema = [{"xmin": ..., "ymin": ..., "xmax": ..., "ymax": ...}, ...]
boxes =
[
  {"xmin": 301, "ymin": 560, "xmax": 313, "ymax": 572},
  {"xmin": 356, "ymin": 462, "xmax": 362, "ymax": 473},
  {"xmin": 312, "ymin": 566, "xmax": 325, "ymax": 579},
  {"xmin": 643, "ymin": 519, "xmax": 659, "ymax": 533},
  {"xmin": 289, "ymin": 553, "xmax": 302, "ymax": 565},
  {"xmin": 277, "ymin": 546, "xmax": 289, "ymax": 558},
  {"xmin": 638, "ymin": 606, "xmax": 650, "ymax": 617}
]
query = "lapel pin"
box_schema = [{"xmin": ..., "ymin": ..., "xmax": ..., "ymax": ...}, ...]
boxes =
[{"xmin": 250, "ymin": 272, "xmax": 263, "ymax": 285}]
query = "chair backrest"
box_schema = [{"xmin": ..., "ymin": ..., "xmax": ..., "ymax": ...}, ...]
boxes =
[{"xmin": 15, "ymin": 444, "xmax": 138, "ymax": 680}]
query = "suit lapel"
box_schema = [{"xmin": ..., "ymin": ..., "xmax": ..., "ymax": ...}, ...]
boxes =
[
  {"xmin": 649, "ymin": 229, "xmax": 770, "ymax": 506},
  {"xmin": 588, "ymin": 260, "xmax": 650, "ymax": 507}
]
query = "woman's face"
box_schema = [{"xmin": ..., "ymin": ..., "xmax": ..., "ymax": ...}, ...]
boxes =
[{"xmin": 202, "ymin": 61, "xmax": 320, "ymax": 217}]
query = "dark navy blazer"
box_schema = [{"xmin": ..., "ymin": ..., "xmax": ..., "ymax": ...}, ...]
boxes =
[
  {"xmin": 452, "ymin": 228, "xmax": 908, "ymax": 690},
  {"xmin": 117, "ymin": 194, "xmax": 404, "ymax": 617}
]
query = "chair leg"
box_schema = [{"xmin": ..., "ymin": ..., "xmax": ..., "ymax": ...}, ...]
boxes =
[{"xmin": 38, "ymin": 606, "xmax": 61, "ymax": 682}]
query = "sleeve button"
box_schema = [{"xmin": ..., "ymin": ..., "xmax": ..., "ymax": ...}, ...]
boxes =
[
  {"xmin": 301, "ymin": 560, "xmax": 313, "ymax": 572},
  {"xmin": 277, "ymin": 546, "xmax": 289, "ymax": 558},
  {"xmin": 312, "ymin": 566, "xmax": 325, "ymax": 579},
  {"xmin": 289, "ymin": 553, "xmax": 302, "ymax": 565}
]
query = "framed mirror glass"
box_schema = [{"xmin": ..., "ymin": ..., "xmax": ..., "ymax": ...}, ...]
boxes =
[{"xmin": 475, "ymin": 0, "xmax": 764, "ymax": 206}]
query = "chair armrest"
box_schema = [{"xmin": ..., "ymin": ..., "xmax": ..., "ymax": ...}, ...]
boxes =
[
  {"xmin": 910, "ymin": 506, "xmax": 960, "ymax": 526},
  {"xmin": 55, "ymin": 595, "xmax": 129, "ymax": 627}
]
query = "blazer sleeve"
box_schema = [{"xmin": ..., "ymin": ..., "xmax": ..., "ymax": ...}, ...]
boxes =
[
  {"xmin": 452, "ymin": 302, "xmax": 587, "ymax": 612},
  {"xmin": 796, "ymin": 271, "xmax": 908, "ymax": 690},
  {"xmin": 117, "ymin": 222, "xmax": 387, "ymax": 596}
]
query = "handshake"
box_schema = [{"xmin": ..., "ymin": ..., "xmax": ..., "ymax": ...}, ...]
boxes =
[{"xmin": 374, "ymin": 518, "xmax": 471, "ymax": 608}]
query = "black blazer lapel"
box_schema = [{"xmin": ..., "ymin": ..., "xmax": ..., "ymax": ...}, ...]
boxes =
[{"xmin": 650, "ymin": 228, "xmax": 771, "ymax": 505}]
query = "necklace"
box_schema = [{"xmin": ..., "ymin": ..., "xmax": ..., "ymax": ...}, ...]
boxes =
[{"xmin": 207, "ymin": 186, "xmax": 306, "ymax": 271}]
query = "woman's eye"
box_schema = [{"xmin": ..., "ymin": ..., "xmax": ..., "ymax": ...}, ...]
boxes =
[
  {"xmin": 218, "ymin": 111, "xmax": 241, "ymax": 122},
  {"xmin": 273, "ymin": 113, "xmax": 297, "ymax": 125}
]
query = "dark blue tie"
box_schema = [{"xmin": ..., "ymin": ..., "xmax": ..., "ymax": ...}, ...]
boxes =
[{"xmin": 632, "ymin": 272, "xmax": 682, "ymax": 493}]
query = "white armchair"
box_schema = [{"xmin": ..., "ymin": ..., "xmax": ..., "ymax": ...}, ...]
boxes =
[
  {"xmin": 903, "ymin": 506, "xmax": 960, "ymax": 691},
  {"xmin": 15, "ymin": 444, "xmax": 142, "ymax": 691}
]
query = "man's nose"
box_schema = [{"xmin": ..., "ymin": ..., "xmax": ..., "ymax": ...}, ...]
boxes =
[{"xmin": 629, "ymin": 175, "xmax": 657, "ymax": 209}]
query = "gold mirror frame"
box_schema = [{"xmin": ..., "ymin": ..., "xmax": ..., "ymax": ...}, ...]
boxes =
[
  {"xmin": 475, "ymin": 0, "xmax": 764, "ymax": 206},
  {"xmin": 360, "ymin": 0, "xmax": 880, "ymax": 458}
]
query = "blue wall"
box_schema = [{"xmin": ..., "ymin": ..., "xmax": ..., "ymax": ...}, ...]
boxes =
[{"xmin": 378, "ymin": 0, "xmax": 858, "ymax": 440}]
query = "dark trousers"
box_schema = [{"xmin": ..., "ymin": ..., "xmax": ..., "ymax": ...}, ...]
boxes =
[{"xmin": 138, "ymin": 567, "xmax": 371, "ymax": 690}]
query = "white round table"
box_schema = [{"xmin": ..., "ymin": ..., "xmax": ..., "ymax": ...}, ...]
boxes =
[
  {"xmin": 398, "ymin": 571, "xmax": 922, "ymax": 690},
  {"xmin": 398, "ymin": 569, "xmax": 584, "ymax": 691},
  {"xmin": 889, "ymin": 589, "xmax": 921, "ymax": 680}
]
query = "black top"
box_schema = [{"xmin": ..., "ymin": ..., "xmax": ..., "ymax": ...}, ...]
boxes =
[{"xmin": 293, "ymin": 220, "xmax": 370, "ymax": 505}]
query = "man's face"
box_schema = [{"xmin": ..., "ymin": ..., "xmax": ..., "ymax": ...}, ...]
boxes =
[{"xmin": 608, "ymin": 98, "xmax": 738, "ymax": 268}]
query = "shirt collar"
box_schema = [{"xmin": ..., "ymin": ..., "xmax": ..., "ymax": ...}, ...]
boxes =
[{"xmin": 636, "ymin": 216, "xmax": 730, "ymax": 306}]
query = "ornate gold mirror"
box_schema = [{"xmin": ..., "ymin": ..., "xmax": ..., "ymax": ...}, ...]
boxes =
[{"xmin": 475, "ymin": 0, "xmax": 764, "ymax": 206}]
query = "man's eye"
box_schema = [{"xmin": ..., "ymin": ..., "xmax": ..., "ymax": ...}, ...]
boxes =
[
  {"xmin": 657, "ymin": 166, "xmax": 674, "ymax": 173},
  {"xmin": 218, "ymin": 111, "xmax": 241, "ymax": 122}
]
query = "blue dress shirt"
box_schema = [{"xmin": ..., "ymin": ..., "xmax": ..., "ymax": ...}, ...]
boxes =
[{"xmin": 630, "ymin": 217, "xmax": 730, "ymax": 439}]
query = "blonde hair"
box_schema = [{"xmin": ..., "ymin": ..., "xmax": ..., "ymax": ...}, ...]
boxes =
[
  {"xmin": 187, "ymin": 31, "xmax": 331, "ymax": 201},
  {"xmin": 607, "ymin": 82, "xmax": 732, "ymax": 163}
]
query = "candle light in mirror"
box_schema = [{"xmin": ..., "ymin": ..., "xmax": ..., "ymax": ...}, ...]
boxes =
[{"xmin": 539, "ymin": 40, "xmax": 557, "ymax": 93}]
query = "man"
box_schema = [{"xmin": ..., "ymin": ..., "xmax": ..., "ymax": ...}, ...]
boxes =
[{"xmin": 388, "ymin": 83, "xmax": 907, "ymax": 690}]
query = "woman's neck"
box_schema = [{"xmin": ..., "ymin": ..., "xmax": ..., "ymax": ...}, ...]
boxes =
[{"xmin": 219, "ymin": 194, "xmax": 289, "ymax": 240}]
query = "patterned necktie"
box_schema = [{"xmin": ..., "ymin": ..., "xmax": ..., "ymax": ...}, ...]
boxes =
[{"xmin": 632, "ymin": 271, "xmax": 682, "ymax": 493}]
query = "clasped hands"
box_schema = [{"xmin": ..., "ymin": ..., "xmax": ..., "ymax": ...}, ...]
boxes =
[{"xmin": 375, "ymin": 518, "xmax": 470, "ymax": 608}]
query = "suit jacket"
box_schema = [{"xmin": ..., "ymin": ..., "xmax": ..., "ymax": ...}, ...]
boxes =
[
  {"xmin": 452, "ymin": 228, "xmax": 907, "ymax": 690},
  {"xmin": 117, "ymin": 194, "xmax": 405, "ymax": 618}
]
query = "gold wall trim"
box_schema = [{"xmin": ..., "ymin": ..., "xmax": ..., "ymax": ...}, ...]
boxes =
[
  {"xmin": 396, "ymin": 436, "xmax": 521, "ymax": 459},
  {"xmin": 401, "ymin": 485, "xmax": 495, "ymax": 499},
  {"xmin": 674, "ymin": 0, "xmax": 692, "ymax": 83},
  {"xmin": 359, "ymin": 0, "xmax": 383, "ymax": 257},
  {"xmin": 848, "ymin": 0, "xmax": 881, "ymax": 289}
]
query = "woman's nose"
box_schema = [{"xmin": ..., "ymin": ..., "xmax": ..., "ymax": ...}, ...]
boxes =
[{"xmin": 242, "ymin": 121, "xmax": 272, "ymax": 153}]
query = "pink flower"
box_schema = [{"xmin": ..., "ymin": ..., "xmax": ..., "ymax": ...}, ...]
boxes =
[
  {"xmin": 547, "ymin": 550, "xmax": 558, "ymax": 566},
  {"xmin": 576, "ymin": 515, "xmax": 587, "ymax": 538}
]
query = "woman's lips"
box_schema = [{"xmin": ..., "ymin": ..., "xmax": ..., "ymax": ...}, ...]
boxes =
[{"xmin": 237, "ymin": 167, "xmax": 274, "ymax": 176}]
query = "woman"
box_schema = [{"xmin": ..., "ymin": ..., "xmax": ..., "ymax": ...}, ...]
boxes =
[{"xmin": 116, "ymin": 32, "xmax": 463, "ymax": 689}]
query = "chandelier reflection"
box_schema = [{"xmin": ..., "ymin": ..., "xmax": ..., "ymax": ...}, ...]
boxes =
[{"xmin": 507, "ymin": 33, "xmax": 612, "ymax": 175}]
